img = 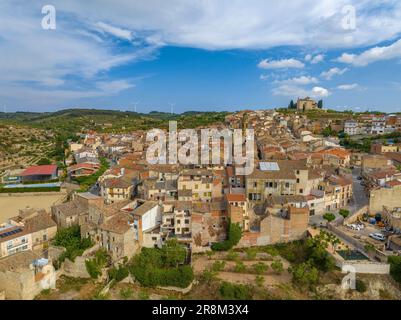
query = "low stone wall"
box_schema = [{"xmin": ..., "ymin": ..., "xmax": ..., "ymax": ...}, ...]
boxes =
[
  {"xmin": 156, "ymin": 280, "xmax": 195, "ymax": 294},
  {"xmin": 344, "ymin": 205, "xmax": 369, "ymax": 225}
]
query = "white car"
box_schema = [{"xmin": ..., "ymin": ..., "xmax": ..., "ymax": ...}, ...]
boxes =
[
  {"xmin": 369, "ymin": 233, "xmax": 385, "ymax": 241},
  {"xmin": 347, "ymin": 223, "xmax": 362, "ymax": 231}
]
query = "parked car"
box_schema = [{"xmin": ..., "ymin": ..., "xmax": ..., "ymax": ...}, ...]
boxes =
[{"xmin": 369, "ymin": 233, "xmax": 386, "ymax": 241}]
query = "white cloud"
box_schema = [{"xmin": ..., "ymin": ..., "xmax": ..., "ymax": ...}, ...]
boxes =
[
  {"xmin": 258, "ymin": 58, "xmax": 305, "ymax": 69},
  {"xmin": 320, "ymin": 67, "xmax": 348, "ymax": 80},
  {"xmin": 310, "ymin": 54, "xmax": 324, "ymax": 64},
  {"xmin": 311, "ymin": 86, "xmax": 330, "ymax": 98},
  {"xmin": 95, "ymin": 22, "xmax": 133, "ymax": 41},
  {"xmin": 305, "ymin": 54, "xmax": 312, "ymax": 62},
  {"xmin": 276, "ymin": 76, "xmax": 319, "ymax": 85},
  {"xmin": 337, "ymin": 83, "xmax": 359, "ymax": 90},
  {"xmin": 259, "ymin": 74, "xmax": 269, "ymax": 81},
  {"xmin": 272, "ymin": 85, "xmax": 330, "ymax": 98},
  {"xmin": 56, "ymin": 1, "xmax": 401, "ymax": 50},
  {"xmin": 337, "ymin": 39, "xmax": 401, "ymax": 66}
]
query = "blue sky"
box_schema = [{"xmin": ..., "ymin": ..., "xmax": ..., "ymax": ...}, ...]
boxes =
[{"xmin": 1, "ymin": 1, "xmax": 401, "ymax": 113}]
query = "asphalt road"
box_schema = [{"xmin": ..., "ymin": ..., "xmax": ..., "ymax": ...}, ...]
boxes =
[{"xmin": 348, "ymin": 167, "xmax": 369, "ymax": 213}]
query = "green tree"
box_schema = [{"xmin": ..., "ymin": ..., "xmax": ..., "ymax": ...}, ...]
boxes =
[
  {"xmin": 211, "ymin": 222, "xmax": 242, "ymax": 251},
  {"xmin": 323, "ymin": 212, "xmax": 336, "ymax": 222},
  {"xmin": 161, "ymin": 239, "xmax": 187, "ymax": 267},
  {"xmin": 339, "ymin": 209, "xmax": 350, "ymax": 219},
  {"xmin": 318, "ymin": 100, "xmax": 323, "ymax": 109},
  {"xmin": 289, "ymin": 262, "xmax": 319, "ymax": 288}
]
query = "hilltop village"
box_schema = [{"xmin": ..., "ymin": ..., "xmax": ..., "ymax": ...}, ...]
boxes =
[{"xmin": 1, "ymin": 99, "xmax": 401, "ymax": 300}]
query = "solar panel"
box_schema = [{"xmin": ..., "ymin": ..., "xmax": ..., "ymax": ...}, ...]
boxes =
[{"xmin": 0, "ymin": 228, "xmax": 23, "ymax": 238}]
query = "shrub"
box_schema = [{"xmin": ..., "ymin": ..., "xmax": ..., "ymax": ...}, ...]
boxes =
[
  {"xmin": 289, "ymin": 262, "xmax": 319, "ymax": 288},
  {"xmin": 226, "ymin": 250, "xmax": 239, "ymax": 261},
  {"xmin": 119, "ymin": 287, "xmax": 133, "ymax": 300},
  {"xmin": 138, "ymin": 290, "xmax": 150, "ymax": 300},
  {"xmin": 234, "ymin": 261, "xmax": 246, "ymax": 273},
  {"xmin": 388, "ymin": 255, "xmax": 401, "ymax": 283},
  {"xmin": 252, "ymin": 262, "xmax": 268, "ymax": 275},
  {"xmin": 219, "ymin": 282, "xmax": 253, "ymax": 300},
  {"xmin": 108, "ymin": 264, "xmax": 129, "ymax": 282},
  {"xmin": 255, "ymin": 275, "xmax": 265, "ymax": 287},
  {"xmin": 85, "ymin": 249, "xmax": 110, "ymax": 279},
  {"xmin": 211, "ymin": 260, "xmax": 226, "ymax": 272},
  {"xmin": 355, "ymin": 279, "xmax": 367, "ymax": 293},
  {"xmin": 129, "ymin": 243, "xmax": 194, "ymax": 288},
  {"xmin": 245, "ymin": 248, "xmax": 258, "ymax": 260},
  {"xmin": 200, "ymin": 270, "xmax": 217, "ymax": 284},
  {"xmin": 271, "ymin": 260, "xmax": 284, "ymax": 274}
]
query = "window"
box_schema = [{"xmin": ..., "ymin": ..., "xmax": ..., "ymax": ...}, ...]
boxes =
[
  {"xmin": 177, "ymin": 219, "xmax": 181, "ymax": 224},
  {"xmin": 296, "ymin": 178, "xmax": 300, "ymax": 183},
  {"xmin": 299, "ymin": 189, "xmax": 303, "ymax": 194},
  {"xmin": 253, "ymin": 182, "xmax": 257, "ymax": 188},
  {"xmin": 152, "ymin": 237, "xmax": 157, "ymax": 241},
  {"xmin": 285, "ymin": 183, "xmax": 290, "ymax": 188},
  {"xmin": 195, "ymin": 184, "xmax": 199, "ymax": 189}
]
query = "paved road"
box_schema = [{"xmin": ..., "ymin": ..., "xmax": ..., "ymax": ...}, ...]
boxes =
[{"xmin": 348, "ymin": 167, "xmax": 369, "ymax": 213}]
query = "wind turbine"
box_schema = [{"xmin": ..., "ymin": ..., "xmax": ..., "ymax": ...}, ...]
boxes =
[
  {"xmin": 132, "ymin": 101, "xmax": 140, "ymax": 113},
  {"xmin": 169, "ymin": 102, "xmax": 175, "ymax": 115}
]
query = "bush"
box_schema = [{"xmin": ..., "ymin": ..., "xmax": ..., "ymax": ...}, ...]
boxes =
[
  {"xmin": 138, "ymin": 290, "xmax": 150, "ymax": 300},
  {"xmin": 211, "ymin": 260, "xmax": 226, "ymax": 272},
  {"xmin": 211, "ymin": 222, "xmax": 242, "ymax": 251},
  {"xmin": 129, "ymin": 242, "xmax": 194, "ymax": 288},
  {"xmin": 388, "ymin": 256, "xmax": 401, "ymax": 283},
  {"xmin": 119, "ymin": 287, "xmax": 133, "ymax": 300},
  {"xmin": 289, "ymin": 262, "xmax": 319, "ymax": 288},
  {"xmin": 245, "ymin": 248, "xmax": 258, "ymax": 260},
  {"xmin": 226, "ymin": 250, "xmax": 239, "ymax": 261},
  {"xmin": 255, "ymin": 275, "xmax": 265, "ymax": 287},
  {"xmin": 234, "ymin": 261, "xmax": 246, "ymax": 273},
  {"xmin": 108, "ymin": 264, "xmax": 129, "ymax": 282},
  {"xmin": 252, "ymin": 262, "xmax": 268, "ymax": 275},
  {"xmin": 85, "ymin": 249, "xmax": 110, "ymax": 279},
  {"xmin": 271, "ymin": 260, "xmax": 284, "ymax": 274},
  {"xmin": 219, "ymin": 282, "xmax": 253, "ymax": 300},
  {"xmin": 355, "ymin": 279, "xmax": 367, "ymax": 293}
]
